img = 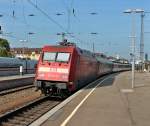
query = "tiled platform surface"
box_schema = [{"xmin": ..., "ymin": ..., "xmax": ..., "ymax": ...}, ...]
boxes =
[{"xmin": 40, "ymin": 72, "xmax": 150, "ymax": 126}]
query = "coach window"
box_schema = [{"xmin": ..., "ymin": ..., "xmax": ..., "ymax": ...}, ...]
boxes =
[
  {"xmin": 43, "ymin": 52, "xmax": 56, "ymax": 62},
  {"xmin": 56, "ymin": 52, "xmax": 70, "ymax": 62}
]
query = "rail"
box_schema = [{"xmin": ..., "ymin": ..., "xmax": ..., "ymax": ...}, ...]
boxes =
[{"xmin": 0, "ymin": 96, "xmax": 62, "ymax": 126}]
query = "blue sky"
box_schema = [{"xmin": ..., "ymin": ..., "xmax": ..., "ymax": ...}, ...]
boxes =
[{"xmin": 0, "ymin": 0, "xmax": 150, "ymax": 59}]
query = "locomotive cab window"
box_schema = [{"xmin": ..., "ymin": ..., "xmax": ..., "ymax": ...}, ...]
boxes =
[
  {"xmin": 43, "ymin": 52, "xmax": 56, "ymax": 62},
  {"xmin": 56, "ymin": 52, "xmax": 70, "ymax": 62}
]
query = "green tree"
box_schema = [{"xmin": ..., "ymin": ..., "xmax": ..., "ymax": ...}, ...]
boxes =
[
  {"xmin": 0, "ymin": 49, "xmax": 8, "ymax": 57},
  {"xmin": 0, "ymin": 38, "xmax": 10, "ymax": 51},
  {"xmin": 0, "ymin": 38, "xmax": 11, "ymax": 57}
]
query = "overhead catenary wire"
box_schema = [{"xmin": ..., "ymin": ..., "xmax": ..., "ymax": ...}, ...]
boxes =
[
  {"xmin": 62, "ymin": 0, "xmax": 74, "ymax": 31},
  {"xmin": 1, "ymin": 0, "xmax": 102, "ymax": 53},
  {"xmin": 21, "ymin": 0, "xmax": 30, "ymax": 41},
  {"xmin": 21, "ymin": 0, "xmax": 28, "ymax": 25},
  {"xmin": 35, "ymin": 0, "xmax": 38, "ymax": 8},
  {"xmin": 1, "ymin": 0, "xmax": 51, "ymax": 39},
  {"xmin": 2, "ymin": 0, "xmax": 66, "ymax": 41},
  {"xmin": 10, "ymin": 0, "xmax": 16, "ymax": 38},
  {"xmin": 27, "ymin": 0, "xmax": 85, "ymax": 45},
  {"xmin": 2, "ymin": 33, "xmax": 25, "ymax": 41},
  {"xmin": 3, "ymin": 0, "xmax": 86, "ymax": 46},
  {"xmin": 0, "ymin": 11, "xmax": 42, "ymax": 34},
  {"xmin": 27, "ymin": 0, "xmax": 66, "ymax": 32},
  {"xmin": 68, "ymin": 0, "xmax": 74, "ymax": 31},
  {"xmin": 61, "ymin": 0, "xmax": 76, "ymax": 31},
  {"xmin": 12, "ymin": 0, "xmax": 16, "ymax": 18}
]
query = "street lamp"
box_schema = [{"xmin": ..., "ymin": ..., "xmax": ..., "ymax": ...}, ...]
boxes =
[{"xmin": 124, "ymin": 8, "xmax": 144, "ymax": 88}]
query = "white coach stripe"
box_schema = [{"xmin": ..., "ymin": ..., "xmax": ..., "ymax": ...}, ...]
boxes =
[
  {"xmin": 57, "ymin": 68, "xmax": 69, "ymax": 73},
  {"xmin": 60, "ymin": 75, "xmax": 112, "ymax": 126},
  {"xmin": 38, "ymin": 67, "xmax": 69, "ymax": 73}
]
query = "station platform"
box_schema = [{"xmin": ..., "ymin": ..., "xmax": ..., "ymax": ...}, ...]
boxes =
[
  {"xmin": 32, "ymin": 71, "xmax": 150, "ymax": 126},
  {"xmin": 0, "ymin": 74, "xmax": 35, "ymax": 91},
  {"xmin": 0, "ymin": 74, "xmax": 35, "ymax": 81}
]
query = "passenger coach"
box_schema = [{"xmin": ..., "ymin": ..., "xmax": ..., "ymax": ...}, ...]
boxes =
[{"xmin": 35, "ymin": 41, "xmax": 131, "ymax": 96}]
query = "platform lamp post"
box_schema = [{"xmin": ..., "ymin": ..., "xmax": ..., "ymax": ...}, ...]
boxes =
[
  {"xmin": 124, "ymin": 9, "xmax": 144, "ymax": 88},
  {"xmin": 19, "ymin": 39, "xmax": 27, "ymax": 74}
]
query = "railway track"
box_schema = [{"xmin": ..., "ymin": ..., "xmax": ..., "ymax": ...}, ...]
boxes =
[
  {"xmin": 0, "ymin": 85, "xmax": 34, "ymax": 96},
  {"xmin": 0, "ymin": 96, "xmax": 61, "ymax": 126}
]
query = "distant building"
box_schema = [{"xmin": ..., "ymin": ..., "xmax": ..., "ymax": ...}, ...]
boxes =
[
  {"xmin": 107, "ymin": 56, "xmax": 129, "ymax": 64},
  {"xmin": 10, "ymin": 48, "xmax": 41, "ymax": 60},
  {"xmin": 107, "ymin": 56, "xmax": 117, "ymax": 62}
]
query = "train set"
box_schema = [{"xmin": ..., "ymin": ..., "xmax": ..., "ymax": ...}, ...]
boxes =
[
  {"xmin": 0, "ymin": 57, "xmax": 37, "ymax": 76},
  {"xmin": 35, "ymin": 41, "xmax": 131, "ymax": 96}
]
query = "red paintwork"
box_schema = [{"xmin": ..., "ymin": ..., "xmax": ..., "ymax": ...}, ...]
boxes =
[
  {"xmin": 35, "ymin": 45, "xmax": 77, "ymax": 91},
  {"xmin": 35, "ymin": 44, "xmax": 130, "ymax": 94},
  {"xmin": 35, "ymin": 45, "xmax": 99, "ymax": 92}
]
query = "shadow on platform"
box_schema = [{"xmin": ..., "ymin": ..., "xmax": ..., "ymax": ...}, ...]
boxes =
[{"xmin": 83, "ymin": 73, "xmax": 120, "ymax": 90}]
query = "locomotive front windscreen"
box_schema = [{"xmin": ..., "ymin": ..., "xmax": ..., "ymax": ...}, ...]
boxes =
[
  {"xmin": 43, "ymin": 52, "xmax": 70, "ymax": 62},
  {"xmin": 43, "ymin": 52, "xmax": 56, "ymax": 61},
  {"xmin": 56, "ymin": 53, "xmax": 70, "ymax": 62}
]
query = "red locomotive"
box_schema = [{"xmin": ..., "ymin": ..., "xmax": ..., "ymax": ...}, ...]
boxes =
[{"xmin": 35, "ymin": 41, "xmax": 130, "ymax": 96}]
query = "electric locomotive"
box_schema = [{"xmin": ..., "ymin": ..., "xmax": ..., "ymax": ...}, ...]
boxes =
[
  {"xmin": 35, "ymin": 41, "xmax": 99, "ymax": 96},
  {"xmin": 35, "ymin": 41, "xmax": 131, "ymax": 96}
]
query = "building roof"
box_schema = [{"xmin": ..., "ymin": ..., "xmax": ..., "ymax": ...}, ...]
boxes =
[{"xmin": 10, "ymin": 48, "xmax": 41, "ymax": 54}]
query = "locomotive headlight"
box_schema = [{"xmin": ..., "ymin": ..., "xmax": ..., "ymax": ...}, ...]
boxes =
[
  {"xmin": 38, "ymin": 73, "xmax": 44, "ymax": 77},
  {"xmin": 69, "ymin": 82, "xmax": 73, "ymax": 85},
  {"xmin": 37, "ymin": 69, "xmax": 45, "ymax": 77},
  {"xmin": 38, "ymin": 67, "xmax": 50, "ymax": 72},
  {"xmin": 61, "ymin": 74, "xmax": 68, "ymax": 79}
]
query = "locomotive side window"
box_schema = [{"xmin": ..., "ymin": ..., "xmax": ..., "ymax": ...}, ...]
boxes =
[
  {"xmin": 43, "ymin": 52, "xmax": 56, "ymax": 61},
  {"xmin": 56, "ymin": 53, "xmax": 70, "ymax": 62}
]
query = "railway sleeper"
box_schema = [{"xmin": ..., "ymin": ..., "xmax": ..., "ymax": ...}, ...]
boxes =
[
  {"xmin": 31, "ymin": 103, "xmax": 50, "ymax": 109},
  {"xmin": 5, "ymin": 119, "xmax": 28, "ymax": 125},
  {"xmin": 25, "ymin": 107, "xmax": 47, "ymax": 113},
  {"xmin": 13, "ymin": 116, "xmax": 33, "ymax": 122},
  {"xmin": 21, "ymin": 111, "xmax": 41, "ymax": 117},
  {"xmin": 1, "ymin": 122, "xmax": 16, "ymax": 126},
  {"xmin": 17, "ymin": 114, "xmax": 36, "ymax": 119}
]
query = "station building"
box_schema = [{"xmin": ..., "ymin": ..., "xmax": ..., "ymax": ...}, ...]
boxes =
[{"xmin": 10, "ymin": 48, "xmax": 41, "ymax": 60}]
